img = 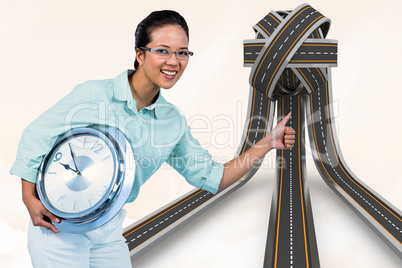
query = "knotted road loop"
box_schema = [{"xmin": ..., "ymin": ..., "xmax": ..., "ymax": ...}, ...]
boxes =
[{"xmin": 244, "ymin": 3, "xmax": 338, "ymax": 100}]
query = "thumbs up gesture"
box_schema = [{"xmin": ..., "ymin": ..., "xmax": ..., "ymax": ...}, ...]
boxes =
[{"xmin": 270, "ymin": 112, "xmax": 295, "ymax": 150}]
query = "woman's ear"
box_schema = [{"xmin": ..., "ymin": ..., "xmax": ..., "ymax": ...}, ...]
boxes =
[{"xmin": 136, "ymin": 48, "xmax": 145, "ymax": 66}]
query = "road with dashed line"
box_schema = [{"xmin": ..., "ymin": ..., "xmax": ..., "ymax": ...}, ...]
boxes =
[
  {"xmin": 244, "ymin": 40, "xmax": 337, "ymax": 68},
  {"xmin": 306, "ymin": 70, "xmax": 402, "ymax": 256},
  {"xmin": 263, "ymin": 95, "xmax": 319, "ymax": 268}
]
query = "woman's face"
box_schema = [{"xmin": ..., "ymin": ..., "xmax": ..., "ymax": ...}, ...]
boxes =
[{"xmin": 137, "ymin": 25, "xmax": 189, "ymax": 90}]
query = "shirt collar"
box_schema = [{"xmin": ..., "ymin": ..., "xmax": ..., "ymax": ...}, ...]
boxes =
[{"xmin": 113, "ymin": 69, "xmax": 166, "ymax": 119}]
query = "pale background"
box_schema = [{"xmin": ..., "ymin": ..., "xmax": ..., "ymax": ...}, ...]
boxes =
[{"xmin": 1, "ymin": 0, "xmax": 402, "ymax": 267}]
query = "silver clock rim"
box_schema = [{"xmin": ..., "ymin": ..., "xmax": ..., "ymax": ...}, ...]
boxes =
[
  {"xmin": 37, "ymin": 125, "xmax": 136, "ymax": 233},
  {"xmin": 38, "ymin": 128, "xmax": 119, "ymax": 219}
]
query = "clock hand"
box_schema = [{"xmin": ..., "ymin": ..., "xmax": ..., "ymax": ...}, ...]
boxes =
[
  {"xmin": 59, "ymin": 162, "xmax": 80, "ymax": 175},
  {"xmin": 68, "ymin": 143, "xmax": 81, "ymax": 175}
]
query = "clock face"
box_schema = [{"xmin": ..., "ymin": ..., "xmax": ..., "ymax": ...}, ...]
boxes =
[{"xmin": 42, "ymin": 133, "xmax": 117, "ymax": 214}]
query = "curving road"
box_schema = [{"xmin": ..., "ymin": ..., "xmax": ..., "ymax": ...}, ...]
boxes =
[{"xmin": 306, "ymin": 68, "xmax": 402, "ymax": 257}]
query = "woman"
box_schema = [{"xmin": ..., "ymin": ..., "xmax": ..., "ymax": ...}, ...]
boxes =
[{"xmin": 11, "ymin": 10, "xmax": 295, "ymax": 267}]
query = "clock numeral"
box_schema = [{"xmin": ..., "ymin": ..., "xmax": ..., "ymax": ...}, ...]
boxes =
[
  {"xmin": 49, "ymin": 186, "xmax": 61, "ymax": 193},
  {"xmin": 57, "ymin": 195, "xmax": 66, "ymax": 206},
  {"xmin": 53, "ymin": 152, "xmax": 63, "ymax": 162},
  {"xmin": 97, "ymin": 185, "xmax": 108, "ymax": 197},
  {"xmin": 91, "ymin": 141, "xmax": 104, "ymax": 154}
]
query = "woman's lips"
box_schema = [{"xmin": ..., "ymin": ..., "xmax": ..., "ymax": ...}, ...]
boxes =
[{"xmin": 161, "ymin": 69, "xmax": 177, "ymax": 79}]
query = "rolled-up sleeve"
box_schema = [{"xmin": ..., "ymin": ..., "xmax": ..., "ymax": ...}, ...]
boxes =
[
  {"xmin": 166, "ymin": 124, "xmax": 224, "ymax": 194},
  {"xmin": 10, "ymin": 82, "xmax": 95, "ymax": 183}
]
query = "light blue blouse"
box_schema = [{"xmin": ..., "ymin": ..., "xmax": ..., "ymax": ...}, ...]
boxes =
[{"xmin": 10, "ymin": 70, "xmax": 224, "ymax": 202}]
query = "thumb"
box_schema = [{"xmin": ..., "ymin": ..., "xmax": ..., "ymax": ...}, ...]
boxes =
[{"xmin": 278, "ymin": 112, "xmax": 291, "ymax": 127}]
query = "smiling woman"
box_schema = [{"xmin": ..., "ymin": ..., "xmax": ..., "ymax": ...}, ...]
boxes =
[{"xmin": 10, "ymin": 9, "xmax": 295, "ymax": 268}]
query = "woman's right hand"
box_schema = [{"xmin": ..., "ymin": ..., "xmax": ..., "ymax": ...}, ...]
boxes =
[{"xmin": 22, "ymin": 179, "xmax": 61, "ymax": 233}]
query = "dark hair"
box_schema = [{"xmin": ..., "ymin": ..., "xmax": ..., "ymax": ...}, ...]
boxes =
[{"xmin": 134, "ymin": 10, "xmax": 189, "ymax": 70}]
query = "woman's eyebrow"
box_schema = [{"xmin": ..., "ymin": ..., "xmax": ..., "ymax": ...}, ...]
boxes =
[{"xmin": 155, "ymin": 44, "xmax": 189, "ymax": 50}]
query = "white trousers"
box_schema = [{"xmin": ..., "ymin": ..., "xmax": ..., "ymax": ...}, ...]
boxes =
[{"xmin": 27, "ymin": 209, "xmax": 131, "ymax": 268}]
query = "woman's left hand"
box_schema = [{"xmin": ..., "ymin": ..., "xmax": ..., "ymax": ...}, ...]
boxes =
[
  {"xmin": 218, "ymin": 112, "xmax": 296, "ymax": 192},
  {"xmin": 270, "ymin": 112, "xmax": 296, "ymax": 150}
]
